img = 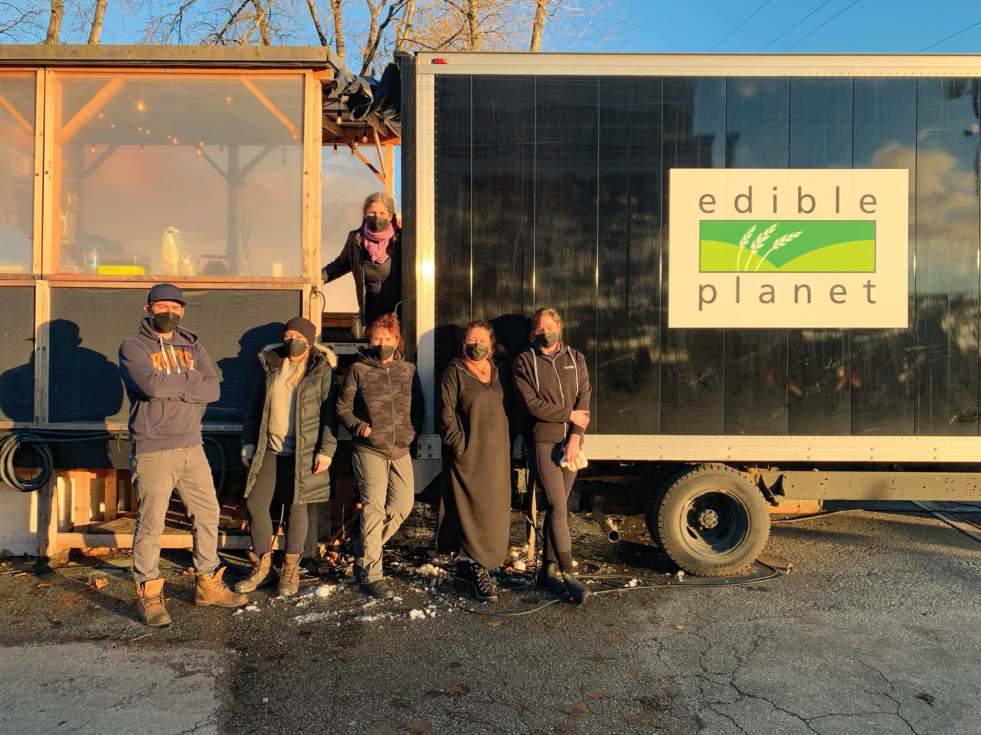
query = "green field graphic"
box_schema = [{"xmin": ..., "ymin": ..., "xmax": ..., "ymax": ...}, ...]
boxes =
[{"xmin": 699, "ymin": 220, "xmax": 876, "ymax": 273}]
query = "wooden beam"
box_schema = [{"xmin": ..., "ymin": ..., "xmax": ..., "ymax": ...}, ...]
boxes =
[
  {"xmin": 239, "ymin": 145, "xmax": 273, "ymax": 179},
  {"xmin": 199, "ymin": 150, "xmax": 228, "ymax": 180},
  {"xmin": 384, "ymin": 143, "xmax": 395, "ymax": 199},
  {"xmin": 240, "ymin": 77, "xmax": 299, "ymax": 140},
  {"xmin": 0, "ymin": 90, "xmax": 31, "ymax": 133},
  {"xmin": 31, "ymin": 70, "xmax": 43, "ymax": 277},
  {"xmin": 302, "ymin": 71, "xmax": 322, "ymax": 286},
  {"xmin": 81, "ymin": 143, "xmax": 118, "ymax": 178},
  {"xmin": 56, "ymin": 77, "xmax": 123, "ymax": 144},
  {"xmin": 372, "ymin": 126, "xmax": 385, "ymax": 174},
  {"xmin": 54, "ymin": 531, "xmax": 274, "ymax": 551},
  {"xmin": 348, "ymin": 143, "xmax": 385, "ymax": 183}
]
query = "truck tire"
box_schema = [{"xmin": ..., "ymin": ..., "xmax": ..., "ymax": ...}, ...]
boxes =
[{"xmin": 645, "ymin": 463, "xmax": 770, "ymax": 577}]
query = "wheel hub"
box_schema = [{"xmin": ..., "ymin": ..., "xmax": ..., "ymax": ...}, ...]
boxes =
[{"xmin": 697, "ymin": 508, "xmax": 720, "ymax": 529}]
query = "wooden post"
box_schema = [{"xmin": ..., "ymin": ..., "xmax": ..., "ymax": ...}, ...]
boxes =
[
  {"xmin": 384, "ymin": 144, "xmax": 395, "ymax": 198},
  {"xmin": 38, "ymin": 476, "xmax": 61, "ymax": 558},
  {"xmin": 67, "ymin": 470, "xmax": 96, "ymax": 529},
  {"xmin": 102, "ymin": 470, "xmax": 117, "ymax": 521},
  {"xmin": 226, "ymin": 145, "xmax": 241, "ymax": 274}
]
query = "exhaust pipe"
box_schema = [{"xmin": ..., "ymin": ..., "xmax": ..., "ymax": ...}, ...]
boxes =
[{"xmin": 592, "ymin": 496, "xmax": 621, "ymax": 543}]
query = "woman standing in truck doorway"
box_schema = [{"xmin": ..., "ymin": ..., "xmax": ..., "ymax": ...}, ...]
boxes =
[
  {"xmin": 437, "ymin": 321, "xmax": 513, "ymax": 602},
  {"xmin": 322, "ymin": 192, "xmax": 401, "ymax": 332},
  {"xmin": 512, "ymin": 308, "xmax": 592, "ymax": 604}
]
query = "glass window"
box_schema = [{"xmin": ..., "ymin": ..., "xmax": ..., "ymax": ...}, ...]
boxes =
[
  {"xmin": 0, "ymin": 72, "xmax": 36, "ymax": 275},
  {"xmin": 52, "ymin": 72, "xmax": 304, "ymax": 278}
]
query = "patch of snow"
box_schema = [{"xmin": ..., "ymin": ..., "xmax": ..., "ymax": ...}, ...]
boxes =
[
  {"xmin": 294, "ymin": 611, "xmax": 334, "ymax": 625},
  {"xmin": 314, "ymin": 584, "xmax": 337, "ymax": 598},
  {"xmin": 408, "ymin": 609, "xmax": 427, "ymax": 620},
  {"xmin": 415, "ymin": 563, "xmax": 448, "ymax": 577}
]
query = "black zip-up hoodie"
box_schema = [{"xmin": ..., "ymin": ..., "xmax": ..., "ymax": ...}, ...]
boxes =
[
  {"xmin": 512, "ymin": 343, "xmax": 591, "ymax": 445},
  {"xmin": 118, "ymin": 317, "xmax": 220, "ymax": 454},
  {"xmin": 336, "ymin": 348, "xmax": 424, "ymax": 460}
]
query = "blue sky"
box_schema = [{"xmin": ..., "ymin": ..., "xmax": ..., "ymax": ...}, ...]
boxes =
[
  {"xmin": 88, "ymin": 1, "xmax": 981, "ymax": 54},
  {"xmin": 604, "ymin": 1, "xmax": 981, "ymax": 53}
]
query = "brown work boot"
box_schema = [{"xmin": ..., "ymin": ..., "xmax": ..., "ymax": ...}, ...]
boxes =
[
  {"xmin": 278, "ymin": 553, "xmax": 301, "ymax": 597},
  {"xmin": 234, "ymin": 552, "xmax": 272, "ymax": 593},
  {"xmin": 195, "ymin": 567, "xmax": 247, "ymax": 608},
  {"xmin": 136, "ymin": 578, "xmax": 172, "ymax": 627}
]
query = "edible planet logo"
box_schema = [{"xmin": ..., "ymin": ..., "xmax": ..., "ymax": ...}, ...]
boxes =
[{"xmin": 668, "ymin": 169, "xmax": 909, "ymax": 329}]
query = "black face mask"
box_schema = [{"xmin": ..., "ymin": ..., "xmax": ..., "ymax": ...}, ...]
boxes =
[
  {"xmin": 465, "ymin": 343, "xmax": 490, "ymax": 361},
  {"xmin": 372, "ymin": 344, "xmax": 396, "ymax": 360},
  {"xmin": 284, "ymin": 339, "xmax": 308, "ymax": 357},
  {"xmin": 535, "ymin": 331, "xmax": 559, "ymax": 349},
  {"xmin": 151, "ymin": 311, "xmax": 182, "ymax": 333},
  {"xmin": 365, "ymin": 215, "xmax": 390, "ymax": 233}
]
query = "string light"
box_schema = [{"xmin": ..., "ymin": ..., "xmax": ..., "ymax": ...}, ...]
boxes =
[
  {"xmin": 224, "ymin": 95, "xmax": 232, "ymax": 105},
  {"xmin": 135, "ymin": 100, "xmax": 145, "ymax": 113}
]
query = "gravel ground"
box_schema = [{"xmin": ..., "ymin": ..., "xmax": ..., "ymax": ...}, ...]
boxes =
[{"xmin": 0, "ymin": 500, "xmax": 979, "ymax": 735}]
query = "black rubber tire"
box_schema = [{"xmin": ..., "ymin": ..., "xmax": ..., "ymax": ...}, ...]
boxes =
[{"xmin": 645, "ymin": 463, "xmax": 770, "ymax": 577}]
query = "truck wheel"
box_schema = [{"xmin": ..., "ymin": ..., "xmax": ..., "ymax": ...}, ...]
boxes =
[{"xmin": 645, "ymin": 463, "xmax": 770, "ymax": 577}]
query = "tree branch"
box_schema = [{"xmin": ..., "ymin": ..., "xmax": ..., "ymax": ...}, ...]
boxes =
[
  {"xmin": 88, "ymin": 0, "xmax": 107, "ymax": 44},
  {"xmin": 305, "ymin": 0, "xmax": 328, "ymax": 45},
  {"xmin": 45, "ymin": 0, "xmax": 63, "ymax": 44}
]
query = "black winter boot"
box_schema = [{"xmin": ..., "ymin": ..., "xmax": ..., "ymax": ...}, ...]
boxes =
[
  {"xmin": 455, "ymin": 560, "xmax": 498, "ymax": 602},
  {"xmin": 562, "ymin": 572, "xmax": 590, "ymax": 605},
  {"xmin": 538, "ymin": 562, "xmax": 568, "ymax": 597}
]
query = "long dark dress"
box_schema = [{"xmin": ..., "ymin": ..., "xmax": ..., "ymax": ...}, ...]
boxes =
[{"xmin": 437, "ymin": 358, "xmax": 511, "ymax": 569}]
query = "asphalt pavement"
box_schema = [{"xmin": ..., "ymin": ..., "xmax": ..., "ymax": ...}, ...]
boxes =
[{"xmin": 0, "ymin": 501, "xmax": 978, "ymax": 735}]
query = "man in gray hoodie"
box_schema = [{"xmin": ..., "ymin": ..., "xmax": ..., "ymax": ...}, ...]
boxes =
[{"xmin": 119, "ymin": 283, "xmax": 246, "ymax": 626}]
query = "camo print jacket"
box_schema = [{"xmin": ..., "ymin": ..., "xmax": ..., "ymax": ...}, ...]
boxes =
[{"xmin": 336, "ymin": 348, "xmax": 424, "ymax": 459}]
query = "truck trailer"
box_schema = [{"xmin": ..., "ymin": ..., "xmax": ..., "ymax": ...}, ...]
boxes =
[
  {"xmin": 2, "ymin": 48, "xmax": 981, "ymax": 577},
  {"xmin": 397, "ymin": 52, "xmax": 981, "ymax": 575}
]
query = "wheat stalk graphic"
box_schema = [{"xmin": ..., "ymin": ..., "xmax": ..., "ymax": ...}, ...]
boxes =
[
  {"xmin": 734, "ymin": 224, "xmax": 757, "ymax": 271},
  {"xmin": 738, "ymin": 223, "xmax": 778, "ymax": 271},
  {"xmin": 752, "ymin": 230, "xmax": 803, "ymax": 272}
]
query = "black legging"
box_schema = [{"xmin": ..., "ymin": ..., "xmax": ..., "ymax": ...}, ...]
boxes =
[
  {"xmin": 533, "ymin": 442, "xmax": 578, "ymax": 573},
  {"xmin": 246, "ymin": 453, "xmax": 308, "ymax": 556}
]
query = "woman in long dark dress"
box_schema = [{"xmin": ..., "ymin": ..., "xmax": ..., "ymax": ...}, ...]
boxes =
[{"xmin": 438, "ymin": 321, "xmax": 512, "ymax": 602}]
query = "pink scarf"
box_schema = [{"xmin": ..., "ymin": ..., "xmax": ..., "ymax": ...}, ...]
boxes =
[{"xmin": 362, "ymin": 222, "xmax": 395, "ymax": 264}]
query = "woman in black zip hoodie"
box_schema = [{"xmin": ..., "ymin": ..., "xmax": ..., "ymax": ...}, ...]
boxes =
[
  {"xmin": 336, "ymin": 313, "xmax": 423, "ymax": 599},
  {"xmin": 512, "ymin": 307, "xmax": 592, "ymax": 604}
]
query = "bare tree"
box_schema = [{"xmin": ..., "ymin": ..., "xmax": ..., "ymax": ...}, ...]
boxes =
[
  {"xmin": 361, "ymin": 1, "xmax": 408, "ymax": 75},
  {"xmin": 45, "ymin": 0, "xmax": 63, "ymax": 43},
  {"xmin": 394, "ymin": 0, "xmax": 414, "ymax": 49},
  {"xmin": 330, "ymin": 0, "xmax": 345, "ymax": 60},
  {"xmin": 251, "ymin": 0, "xmax": 270, "ymax": 44},
  {"xmin": 87, "ymin": 0, "xmax": 107, "ymax": 43},
  {"xmin": 0, "ymin": 3, "xmax": 47, "ymax": 42},
  {"xmin": 528, "ymin": 0, "xmax": 547, "ymax": 51},
  {"xmin": 401, "ymin": 0, "xmax": 522, "ymax": 52},
  {"xmin": 305, "ymin": 0, "xmax": 328, "ymax": 45},
  {"xmin": 462, "ymin": 0, "xmax": 479, "ymax": 50}
]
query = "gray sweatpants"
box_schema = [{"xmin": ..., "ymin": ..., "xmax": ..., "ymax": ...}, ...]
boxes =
[
  {"xmin": 131, "ymin": 445, "xmax": 221, "ymax": 585},
  {"xmin": 352, "ymin": 450, "xmax": 414, "ymax": 583}
]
